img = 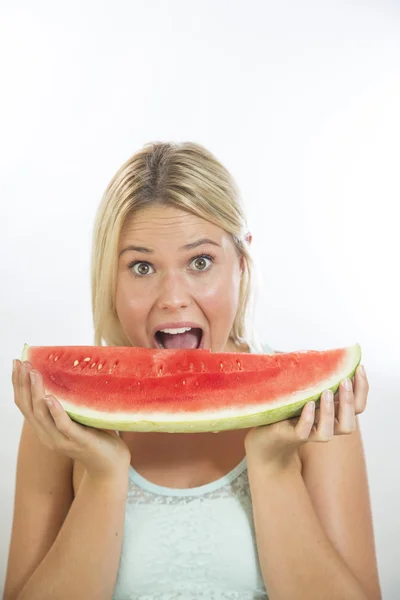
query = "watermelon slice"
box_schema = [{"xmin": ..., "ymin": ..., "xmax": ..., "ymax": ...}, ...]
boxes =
[{"xmin": 21, "ymin": 344, "xmax": 361, "ymax": 433}]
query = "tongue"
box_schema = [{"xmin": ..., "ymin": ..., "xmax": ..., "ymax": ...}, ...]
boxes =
[{"xmin": 160, "ymin": 330, "xmax": 200, "ymax": 350}]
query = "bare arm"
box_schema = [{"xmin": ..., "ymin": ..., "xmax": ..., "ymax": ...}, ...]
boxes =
[
  {"xmin": 246, "ymin": 419, "xmax": 381, "ymax": 600},
  {"xmin": 299, "ymin": 420, "xmax": 381, "ymax": 599},
  {"xmin": 4, "ymin": 419, "xmax": 130, "ymax": 600}
]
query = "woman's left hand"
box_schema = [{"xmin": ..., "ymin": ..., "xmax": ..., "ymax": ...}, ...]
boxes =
[{"xmin": 244, "ymin": 364, "xmax": 368, "ymax": 474}]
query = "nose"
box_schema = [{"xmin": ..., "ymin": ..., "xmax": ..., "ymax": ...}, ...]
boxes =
[{"xmin": 155, "ymin": 272, "xmax": 191, "ymax": 311}]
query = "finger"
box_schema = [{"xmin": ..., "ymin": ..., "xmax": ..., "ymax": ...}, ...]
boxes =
[
  {"xmin": 12, "ymin": 360, "xmax": 22, "ymax": 407},
  {"xmin": 294, "ymin": 401, "xmax": 315, "ymax": 441},
  {"xmin": 43, "ymin": 397, "xmax": 74, "ymax": 441},
  {"xmin": 30, "ymin": 370, "xmax": 88, "ymax": 445},
  {"xmin": 97, "ymin": 428, "xmax": 120, "ymax": 439},
  {"xmin": 44, "ymin": 395, "xmax": 91, "ymax": 445},
  {"xmin": 353, "ymin": 365, "xmax": 368, "ymax": 414},
  {"xmin": 18, "ymin": 361, "xmax": 35, "ymax": 419},
  {"xmin": 30, "ymin": 370, "xmax": 64, "ymax": 434},
  {"xmin": 310, "ymin": 390, "xmax": 335, "ymax": 442},
  {"xmin": 335, "ymin": 378, "xmax": 356, "ymax": 435}
]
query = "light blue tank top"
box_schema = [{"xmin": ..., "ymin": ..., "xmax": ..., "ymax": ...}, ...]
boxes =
[{"xmin": 113, "ymin": 341, "xmax": 274, "ymax": 600}]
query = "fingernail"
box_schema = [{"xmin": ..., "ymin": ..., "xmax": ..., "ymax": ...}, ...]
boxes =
[
  {"xmin": 358, "ymin": 365, "xmax": 366, "ymax": 378},
  {"xmin": 342, "ymin": 378, "xmax": 352, "ymax": 390},
  {"xmin": 12, "ymin": 360, "xmax": 16, "ymax": 372},
  {"xmin": 307, "ymin": 401, "xmax": 315, "ymax": 413},
  {"xmin": 45, "ymin": 397, "xmax": 53, "ymax": 408},
  {"xmin": 325, "ymin": 390, "xmax": 334, "ymax": 402},
  {"xmin": 29, "ymin": 371, "xmax": 36, "ymax": 384}
]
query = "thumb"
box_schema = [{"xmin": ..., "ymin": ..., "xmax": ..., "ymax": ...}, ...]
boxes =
[{"xmin": 96, "ymin": 428, "xmax": 120, "ymax": 439}]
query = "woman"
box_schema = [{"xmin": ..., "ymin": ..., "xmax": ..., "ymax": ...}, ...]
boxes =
[{"xmin": 5, "ymin": 142, "xmax": 381, "ymax": 599}]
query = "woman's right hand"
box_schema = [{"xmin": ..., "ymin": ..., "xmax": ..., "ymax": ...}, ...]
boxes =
[{"xmin": 12, "ymin": 359, "xmax": 132, "ymax": 481}]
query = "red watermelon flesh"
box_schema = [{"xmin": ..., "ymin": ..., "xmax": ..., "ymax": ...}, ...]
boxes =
[{"xmin": 21, "ymin": 344, "xmax": 361, "ymax": 432}]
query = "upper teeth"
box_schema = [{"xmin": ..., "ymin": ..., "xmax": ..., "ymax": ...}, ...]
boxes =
[{"xmin": 159, "ymin": 327, "xmax": 192, "ymax": 334}]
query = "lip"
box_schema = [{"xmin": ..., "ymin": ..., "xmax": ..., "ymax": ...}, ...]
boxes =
[{"xmin": 151, "ymin": 322, "xmax": 205, "ymax": 349}]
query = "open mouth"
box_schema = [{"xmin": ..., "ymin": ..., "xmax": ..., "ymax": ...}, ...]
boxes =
[{"xmin": 154, "ymin": 327, "xmax": 203, "ymax": 350}]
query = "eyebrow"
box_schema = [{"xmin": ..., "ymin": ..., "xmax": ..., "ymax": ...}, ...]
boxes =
[{"xmin": 119, "ymin": 238, "xmax": 221, "ymax": 257}]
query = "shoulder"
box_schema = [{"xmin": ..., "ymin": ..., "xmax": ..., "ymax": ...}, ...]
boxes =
[
  {"xmin": 259, "ymin": 342, "xmax": 285, "ymax": 355},
  {"xmin": 249, "ymin": 341, "xmax": 277, "ymax": 355}
]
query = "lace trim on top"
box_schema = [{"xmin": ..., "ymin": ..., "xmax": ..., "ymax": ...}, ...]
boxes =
[{"xmin": 128, "ymin": 457, "xmax": 249, "ymax": 502}]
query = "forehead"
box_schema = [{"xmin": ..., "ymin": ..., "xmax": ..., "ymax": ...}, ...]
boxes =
[{"xmin": 119, "ymin": 205, "xmax": 229, "ymax": 247}]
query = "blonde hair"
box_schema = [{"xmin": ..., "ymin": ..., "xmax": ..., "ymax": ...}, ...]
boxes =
[{"xmin": 91, "ymin": 141, "xmax": 258, "ymax": 348}]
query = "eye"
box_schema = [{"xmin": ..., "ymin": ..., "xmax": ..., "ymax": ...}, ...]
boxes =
[
  {"xmin": 189, "ymin": 254, "xmax": 214, "ymax": 271},
  {"xmin": 129, "ymin": 262, "xmax": 155, "ymax": 276}
]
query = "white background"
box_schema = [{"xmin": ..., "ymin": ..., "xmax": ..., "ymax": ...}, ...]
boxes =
[{"xmin": 1, "ymin": 0, "xmax": 399, "ymax": 597}]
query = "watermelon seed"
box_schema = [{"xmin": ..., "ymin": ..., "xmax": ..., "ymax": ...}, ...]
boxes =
[
  {"xmin": 91, "ymin": 363, "xmax": 96, "ymax": 369},
  {"xmin": 220, "ymin": 363, "xmax": 223, "ymax": 371},
  {"xmin": 98, "ymin": 364, "xmax": 103, "ymax": 371},
  {"xmin": 54, "ymin": 356, "xmax": 59, "ymax": 361},
  {"xmin": 236, "ymin": 360, "xmax": 242, "ymax": 370},
  {"xmin": 183, "ymin": 380, "xmax": 186, "ymax": 385},
  {"xmin": 49, "ymin": 354, "xmax": 53, "ymax": 359},
  {"xmin": 74, "ymin": 360, "xmax": 79, "ymax": 367},
  {"xmin": 83, "ymin": 357, "xmax": 91, "ymax": 362}
]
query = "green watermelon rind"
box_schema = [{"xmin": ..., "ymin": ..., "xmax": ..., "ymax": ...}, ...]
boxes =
[{"xmin": 22, "ymin": 343, "xmax": 362, "ymax": 433}]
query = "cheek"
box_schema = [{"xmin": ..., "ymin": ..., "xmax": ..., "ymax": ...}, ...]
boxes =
[
  {"xmin": 198, "ymin": 270, "xmax": 241, "ymax": 318},
  {"xmin": 115, "ymin": 277, "xmax": 147, "ymax": 328}
]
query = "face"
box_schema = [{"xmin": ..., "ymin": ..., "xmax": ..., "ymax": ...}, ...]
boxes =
[{"xmin": 115, "ymin": 205, "xmax": 246, "ymax": 353}]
